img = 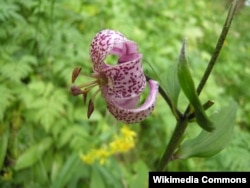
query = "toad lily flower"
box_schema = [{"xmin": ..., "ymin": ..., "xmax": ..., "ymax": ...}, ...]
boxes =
[{"xmin": 70, "ymin": 29, "xmax": 159, "ymax": 123}]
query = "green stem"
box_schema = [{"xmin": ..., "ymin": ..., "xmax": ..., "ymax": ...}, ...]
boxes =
[
  {"xmin": 156, "ymin": 118, "xmax": 188, "ymax": 171},
  {"xmin": 196, "ymin": 0, "xmax": 238, "ymax": 95},
  {"xmin": 146, "ymin": 75, "xmax": 183, "ymax": 120},
  {"xmin": 156, "ymin": 0, "xmax": 238, "ymax": 171}
]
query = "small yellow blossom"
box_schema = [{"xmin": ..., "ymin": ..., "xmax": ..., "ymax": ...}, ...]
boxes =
[
  {"xmin": 95, "ymin": 148, "xmax": 111, "ymax": 165},
  {"xmin": 80, "ymin": 125, "xmax": 137, "ymax": 165},
  {"xmin": 80, "ymin": 148, "xmax": 111, "ymax": 165},
  {"xmin": 80, "ymin": 150, "xmax": 97, "ymax": 165},
  {"xmin": 121, "ymin": 126, "xmax": 136, "ymax": 139},
  {"xmin": 109, "ymin": 136, "xmax": 135, "ymax": 153}
]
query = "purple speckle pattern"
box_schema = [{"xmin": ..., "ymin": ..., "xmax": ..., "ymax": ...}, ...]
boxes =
[
  {"xmin": 101, "ymin": 54, "xmax": 146, "ymax": 100},
  {"xmin": 89, "ymin": 29, "xmax": 158, "ymax": 123},
  {"xmin": 90, "ymin": 29, "xmax": 127, "ymax": 71},
  {"xmin": 107, "ymin": 80, "xmax": 159, "ymax": 123}
]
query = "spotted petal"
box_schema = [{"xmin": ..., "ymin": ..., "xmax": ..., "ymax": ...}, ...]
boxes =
[
  {"xmin": 88, "ymin": 29, "xmax": 159, "ymax": 123},
  {"xmin": 100, "ymin": 53, "xmax": 146, "ymax": 102},
  {"xmin": 106, "ymin": 80, "xmax": 159, "ymax": 123},
  {"xmin": 90, "ymin": 29, "xmax": 139, "ymax": 71}
]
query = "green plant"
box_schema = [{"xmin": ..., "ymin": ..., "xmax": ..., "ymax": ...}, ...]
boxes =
[{"xmin": 0, "ymin": 0, "xmax": 249, "ymax": 187}]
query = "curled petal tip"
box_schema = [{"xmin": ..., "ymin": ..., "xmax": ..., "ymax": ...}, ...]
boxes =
[
  {"xmin": 73, "ymin": 29, "xmax": 156, "ymax": 123},
  {"xmin": 107, "ymin": 80, "xmax": 159, "ymax": 123}
]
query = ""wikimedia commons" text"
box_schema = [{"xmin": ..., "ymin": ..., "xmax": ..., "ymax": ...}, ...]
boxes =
[{"xmin": 152, "ymin": 175, "xmax": 247, "ymax": 184}]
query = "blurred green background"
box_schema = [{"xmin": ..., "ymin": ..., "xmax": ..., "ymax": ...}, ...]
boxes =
[{"xmin": 0, "ymin": 0, "xmax": 250, "ymax": 187}]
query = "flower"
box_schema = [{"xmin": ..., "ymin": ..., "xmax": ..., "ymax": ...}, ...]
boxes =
[
  {"xmin": 80, "ymin": 148, "xmax": 111, "ymax": 165},
  {"xmin": 80, "ymin": 125, "xmax": 137, "ymax": 165},
  {"xmin": 109, "ymin": 125, "xmax": 137, "ymax": 153},
  {"xmin": 71, "ymin": 29, "xmax": 158, "ymax": 123}
]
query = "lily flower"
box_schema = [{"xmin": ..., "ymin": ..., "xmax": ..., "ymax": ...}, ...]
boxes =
[{"xmin": 70, "ymin": 29, "xmax": 159, "ymax": 123}]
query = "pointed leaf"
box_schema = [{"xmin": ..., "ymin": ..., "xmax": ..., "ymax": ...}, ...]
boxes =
[
  {"xmin": 15, "ymin": 137, "xmax": 53, "ymax": 171},
  {"xmin": 90, "ymin": 166, "xmax": 106, "ymax": 188},
  {"xmin": 50, "ymin": 153, "xmax": 83, "ymax": 188},
  {"xmin": 175, "ymin": 101, "xmax": 238, "ymax": 159},
  {"xmin": 160, "ymin": 62, "xmax": 180, "ymax": 106},
  {"xmin": 177, "ymin": 40, "xmax": 214, "ymax": 132}
]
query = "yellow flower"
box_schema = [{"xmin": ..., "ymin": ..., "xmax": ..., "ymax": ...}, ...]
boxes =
[
  {"xmin": 121, "ymin": 125, "xmax": 136, "ymax": 139},
  {"xmin": 80, "ymin": 150, "xmax": 96, "ymax": 165},
  {"xmin": 80, "ymin": 148, "xmax": 111, "ymax": 165},
  {"xmin": 95, "ymin": 148, "xmax": 111, "ymax": 165},
  {"xmin": 81, "ymin": 125, "xmax": 137, "ymax": 165},
  {"xmin": 109, "ymin": 136, "xmax": 135, "ymax": 153}
]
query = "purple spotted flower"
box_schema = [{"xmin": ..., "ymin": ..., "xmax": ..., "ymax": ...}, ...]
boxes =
[{"xmin": 71, "ymin": 29, "xmax": 159, "ymax": 123}]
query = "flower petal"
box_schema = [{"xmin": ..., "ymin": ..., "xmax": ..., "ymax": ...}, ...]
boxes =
[
  {"xmin": 90, "ymin": 29, "xmax": 128, "ymax": 71},
  {"xmin": 106, "ymin": 80, "xmax": 159, "ymax": 123},
  {"xmin": 100, "ymin": 54, "xmax": 146, "ymax": 101},
  {"xmin": 113, "ymin": 96, "xmax": 140, "ymax": 109}
]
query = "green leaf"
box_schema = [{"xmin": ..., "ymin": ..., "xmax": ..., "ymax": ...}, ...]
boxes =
[
  {"xmin": 159, "ymin": 62, "xmax": 180, "ymax": 106},
  {"xmin": 175, "ymin": 101, "xmax": 238, "ymax": 159},
  {"xmin": 97, "ymin": 164, "xmax": 123, "ymax": 188},
  {"xmin": 57, "ymin": 126, "xmax": 89, "ymax": 150},
  {"xmin": 14, "ymin": 137, "xmax": 53, "ymax": 171},
  {"xmin": 0, "ymin": 124, "xmax": 9, "ymax": 169},
  {"xmin": 0, "ymin": 2, "xmax": 23, "ymax": 22},
  {"xmin": 0, "ymin": 85, "xmax": 14, "ymax": 121},
  {"xmin": 128, "ymin": 160, "xmax": 149, "ymax": 188},
  {"xmin": 90, "ymin": 165, "xmax": 106, "ymax": 188},
  {"xmin": 51, "ymin": 153, "xmax": 84, "ymax": 188},
  {"xmin": 0, "ymin": 55, "xmax": 37, "ymax": 83},
  {"xmin": 21, "ymin": 81, "xmax": 69, "ymax": 131},
  {"xmin": 177, "ymin": 40, "xmax": 214, "ymax": 132}
]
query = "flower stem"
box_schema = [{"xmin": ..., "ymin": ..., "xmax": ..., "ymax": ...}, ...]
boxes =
[
  {"xmin": 156, "ymin": 0, "xmax": 238, "ymax": 171},
  {"xmin": 156, "ymin": 118, "xmax": 188, "ymax": 171},
  {"xmin": 196, "ymin": 0, "xmax": 238, "ymax": 95}
]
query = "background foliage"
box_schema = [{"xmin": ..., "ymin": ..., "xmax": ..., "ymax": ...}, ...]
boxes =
[{"xmin": 0, "ymin": 0, "xmax": 250, "ymax": 187}]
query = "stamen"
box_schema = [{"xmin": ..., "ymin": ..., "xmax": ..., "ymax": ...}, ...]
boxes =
[
  {"xmin": 72, "ymin": 66, "xmax": 100, "ymax": 83},
  {"xmin": 71, "ymin": 85, "xmax": 83, "ymax": 96},
  {"xmin": 72, "ymin": 67, "xmax": 82, "ymax": 83},
  {"xmin": 87, "ymin": 88, "xmax": 101, "ymax": 118},
  {"xmin": 81, "ymin": 72, "xmax": 99, "ymax": 79},
  {"xmin": 78, "ymin": 80, "xmax": 99, "ymax": 89},
  {"xmin": 71, "ymin": 80, "xmax": 99, "ymax": 96},
  {"xmin": 91, "ymin": 88, "xmax": 101, "ymax": 102}
]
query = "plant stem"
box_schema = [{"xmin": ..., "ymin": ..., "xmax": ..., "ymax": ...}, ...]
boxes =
[
  {"xmin": 196, "ymin": 0, "xmax": 238, "ymax": 95},
  {"xmin": 146, "ymin": 75, "xmax": 183, "ymax": 120},
  {"xmin": 156, "ymin": 0, "xmax": 238, "ymax": 171},
  {"xmin": 156, "ymin": 118, "xmax": 188, "ymax": 171}
]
